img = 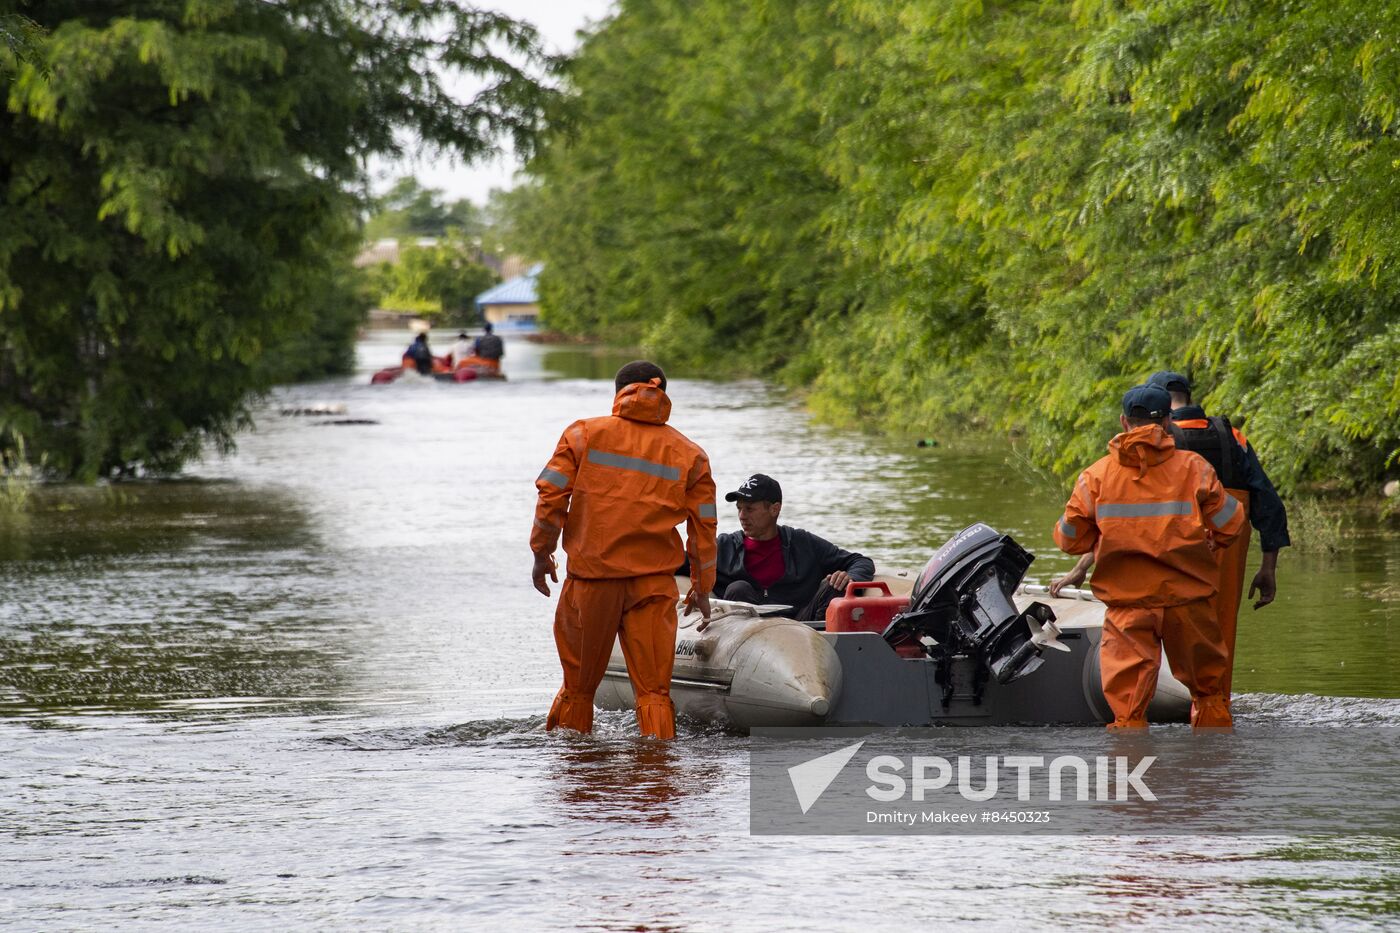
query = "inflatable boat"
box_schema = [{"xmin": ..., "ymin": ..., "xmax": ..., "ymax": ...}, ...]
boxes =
[
  {"xmin": 594, "ymin": 523, "xmax": 1192, "ymax": 730},
  {"xmin": 369, "ymin": 354, "xmax": 506, "ymax": 384}
]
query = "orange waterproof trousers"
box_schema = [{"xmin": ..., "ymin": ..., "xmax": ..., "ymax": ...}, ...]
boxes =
[
  {"xmin": 1101, "ymin": 599, "xmax": 1232, "ymax": 729},
  {"xmin": 547, "ymin": 573, "xmax": 679, "ymax": 739},
  {"xmin": 1211, "ymin": 491, "xmax": 1251, "ymax": 697}
]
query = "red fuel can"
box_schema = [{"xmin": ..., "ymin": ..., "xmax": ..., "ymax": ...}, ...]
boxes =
[{"xmin": 824, "ymin": 581, "xmax": 922, "ymax": 658}]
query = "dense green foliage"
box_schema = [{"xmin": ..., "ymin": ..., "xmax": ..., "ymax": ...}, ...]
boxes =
[
  {"xmin": 364, "ymin": 177, "xmax": 488, "ymax": 241},
  {"xmin": 1, "ymin": 1, "xmax": 550, "ymax": 479},
  {"xmin": 513, "ymin": 0, "xmax": 845, "ymax": 363},
  {"xmin": 360, "ymin": 176, "xmax": 503, "ymax": 320},
  {"xmin": 516, "ymin": 0, "xmax": 1400, "ymax": 489},
  {"xmin": 366, "ymin": 229, "xmax": 499, "ymax": 321}
]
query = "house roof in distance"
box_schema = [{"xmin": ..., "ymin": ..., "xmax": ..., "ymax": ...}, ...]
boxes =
[{"xmin": 477, "ymin": 263, "xmax": 543, "ymax": 305}]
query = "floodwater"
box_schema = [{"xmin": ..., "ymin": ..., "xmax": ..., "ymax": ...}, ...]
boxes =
[{"xmin": 2, "ymin": 331, "xmax": 1398, "ymax": 928}]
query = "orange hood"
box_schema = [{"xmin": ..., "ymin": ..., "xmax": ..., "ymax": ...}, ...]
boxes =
[
  {"xmin": 612, "ymin": 378, "xmax": 672, "ymax": 425},
  {"xmin": 1110, "ymin": 423, "xmax": 1176, "ymax": 478}
]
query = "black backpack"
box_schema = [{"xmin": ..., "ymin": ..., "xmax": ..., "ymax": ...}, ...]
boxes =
[{"xmin": 1167, "ymin": 415, "xmax": 1241, "ymax": 489}]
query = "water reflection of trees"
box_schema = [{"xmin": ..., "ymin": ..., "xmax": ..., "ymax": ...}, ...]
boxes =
[
  {"xmin": 540, "ymin": 348, "xmax": 641, "ymax": 382},
  {"xmin": 0, "ymin": 483, "xmax": 352, "ymax": 724}
]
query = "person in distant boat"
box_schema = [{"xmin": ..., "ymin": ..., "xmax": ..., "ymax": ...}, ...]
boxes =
[
  {"xmin": 406, "ymin": 333, "xmax": 433, "ymax": 375},
  {"xmin": 450, "ymin": 331, "xmax": 473, "ymax": 368},
  {"xmin": 693, "ymin": 474, "xmax": 875, "ymax": 623},
  {"xmin": 473, "ymin": 323, "xmax": 504, "ymax": 371}
]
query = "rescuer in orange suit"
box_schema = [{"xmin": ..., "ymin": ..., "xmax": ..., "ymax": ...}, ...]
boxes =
[
  {"xmin": 1150, "ymin": 371, "xmax": 1289, "ymax": 696},
  {"xmin": 531, "ymin": 361, "xmax": 718, "ymax": 739},
  {"xmin": 1053, "ymin": 384, "xmax": 1247, "ymax": 729},
  {"xmin": 1051, "ymin": 371, "xmax": 1290, "ymax": 697}
]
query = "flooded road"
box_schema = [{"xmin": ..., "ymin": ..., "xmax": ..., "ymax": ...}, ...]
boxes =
[{"xmin": 2, "ymin": 332, "xmax": 1398, "ymax": 928}]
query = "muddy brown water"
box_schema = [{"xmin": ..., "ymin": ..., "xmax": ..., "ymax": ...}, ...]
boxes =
[{"xmin": 2, "ymin": 332, "xmax": 1398, "ymax": 928}]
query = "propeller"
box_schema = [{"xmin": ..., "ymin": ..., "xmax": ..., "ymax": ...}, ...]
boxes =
[{"xmin": 1027, "ymin": 616, "xmax": 1071, "ymax": 653}]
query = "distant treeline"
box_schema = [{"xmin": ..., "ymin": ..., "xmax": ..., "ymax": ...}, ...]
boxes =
[
  {"xmin": 513, "ymin": 0, "xmax": 1400, "ymax": 490},
  {"xmin": 360, "ymin": 178, "xmax": 502, "ymax": 322}
]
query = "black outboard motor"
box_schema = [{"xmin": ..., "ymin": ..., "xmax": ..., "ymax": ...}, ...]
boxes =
[{"xmin": 884, "ymin": 523, "xmax": 1061, "ymax": 706}]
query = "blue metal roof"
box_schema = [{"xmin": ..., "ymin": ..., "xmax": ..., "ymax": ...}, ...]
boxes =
[{"xmin": 477, "ymin": 263, "xmax": 543, "ymax": 305}]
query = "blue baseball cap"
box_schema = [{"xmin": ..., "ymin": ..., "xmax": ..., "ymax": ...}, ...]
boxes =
[
  {"xmin": 1122, "ymin": 384, "xmax": 1173, "ymax": 419},
  {"xmin": 1148, "ymin": 370, "xmax": 1192, "ymax": 394}
]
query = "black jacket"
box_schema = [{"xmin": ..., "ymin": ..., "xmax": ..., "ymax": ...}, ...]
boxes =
[
  {"xmin": 702, "ymin": 526, "xmax": 875, "ymax": 606},
  {"xmin": 474, "ymin": 333, "xmax": 504, "ymax": 360},
  {"xmin": 1171, "ymin": 405, "xmax": 1290, "ymax": 552}
]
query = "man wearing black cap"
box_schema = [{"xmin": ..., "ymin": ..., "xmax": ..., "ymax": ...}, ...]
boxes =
[
  {"xmin": 694, "ymin": 473, "xmax": 875, "ymax": 625},
  {"xmin": 1051, "ymin": 371, "xmax": 1289, "ymax": 698},
  {"xmin": 1152, "ymin": 370, "xmax": 1288, "ymax": 695},
  {"xmin": 1053, "ymin": 384, "xmax": 1246, "ymax": 728},
  {"xmin": 1149, "ymin": 370, "xmax": 1288, "ymax": 592}
]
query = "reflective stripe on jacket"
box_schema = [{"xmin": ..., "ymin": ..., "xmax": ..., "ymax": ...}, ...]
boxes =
[
  {"xmin": 531, "ymin": 379, "xmax": 719, "ymax": 592},
  {"xmin": 1053, "ymin": 423, "xmax": 1247, "ymax": 607}
]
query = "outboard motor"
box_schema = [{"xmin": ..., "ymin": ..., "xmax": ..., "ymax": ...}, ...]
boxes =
[{"xmin": 884, "ymin": 523, "xmax": 1066, "ymax": 707}]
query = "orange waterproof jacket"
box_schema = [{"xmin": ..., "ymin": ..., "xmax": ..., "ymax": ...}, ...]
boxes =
[
  {"xmin": 531, "ymin": 379, "xmax": 719, "ymax": 592},
  {"xmin": 1054, "ymin": 424, "xmax": 1246, "ymax": 607}
]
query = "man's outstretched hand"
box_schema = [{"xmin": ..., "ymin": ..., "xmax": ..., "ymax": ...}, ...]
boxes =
[
  {"xmin": 1049, "ymin": 553, "xmax": 1094, "ymax": 597},
  {"xmin": 686, "ymin": 589, "xmax": 713, "ymax": 631},
  {"xmin": 532, "ymin": 553, "xmax": 557, "ymax": 597}
]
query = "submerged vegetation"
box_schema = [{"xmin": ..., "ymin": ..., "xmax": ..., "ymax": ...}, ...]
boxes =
[
  {"xmin": 0, "ymin": 430, "xmax": 37, "ymax": 514},
  {"xmin": 514, "ymin": 0, "xmax": 1400, "ymax": 491}
]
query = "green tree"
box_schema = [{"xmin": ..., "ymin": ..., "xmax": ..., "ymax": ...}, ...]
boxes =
[
  {"xmin": 514, "ymin": 0, "xmax": 851, "ymax": 364},
  {"xmin": 0, "ymin": 12, "xmax": 43, "ymax": 63},
  {"xmin": 364, "ymin": 176, "xmax": 488, "ymax": 240},
  {"xmin": 382, "ymin": 229, "xmax": 498, "ymax": 321},
  {"xmin": 1, "ymin": 0, "xmax": 552, "ymax": 479},
  {"xmin": 516, "ymin": 0, "xmax": 1400, "ymax": 491}
]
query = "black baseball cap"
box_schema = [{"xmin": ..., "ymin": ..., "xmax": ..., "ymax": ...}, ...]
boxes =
[
  {"xmin": 724, "ymin": 473, "xmax": 782, "ymax": 503},
  {"xmin": 1122, "ymin": 384, "xmax": 1173, "ymax": 420},
  {"xmin": 1148, "ymin": 370, "xmax": 1192, "ymax": 394}
]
